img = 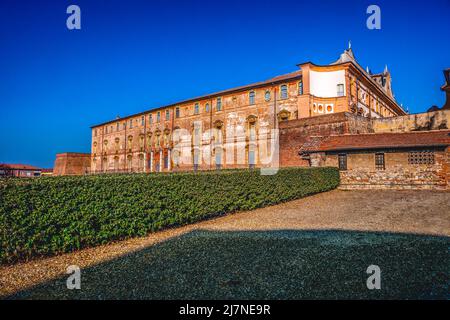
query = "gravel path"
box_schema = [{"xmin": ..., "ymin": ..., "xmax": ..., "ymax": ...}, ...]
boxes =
[{"xmin": 1, "ymin": 190, "xmax": 449, "ymax": 299}]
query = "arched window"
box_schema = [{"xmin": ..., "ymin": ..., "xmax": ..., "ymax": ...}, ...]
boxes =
[
  {"xmin": 157, "ymin": 112, "xmax": 161, "ymax": 123},
  {"xmin": 175, "ymin": 107, "xmax": 180, "ymax": 118},
  {"xmin": 116, "ymin": 123, "xmax": 120, "ymax": 131},
  {"xmin": 249, "ymin": 91, "xmax": 255, "ymax": 105},
  {"xmin": 127, "ymin": 155, "xmax": 132, "ymax": 172},
  {"xmin": 165, "ymin": 110, "xmax": 170, "ymax": 121},
  {"xmin": 298, "ymin": 80, "xmax": 303, "ymax": 95},
  {"xmin": 248, "ymin": 146, "xmax": 256, "ymax": 169},
  {"xmin": 141, "ymin": 116, "xmax": 145, "ymax": 126},
  {"xmin": 249, "ymin": 121, "xmax": 257, "ymax": 141},
  {"xmin": 193, "ymin": 148, "xmax": 200, "ymax": 171},
  {"xmin": 264, "ymin": 90, "xmax": 271, "ymax": 101},
  {"xmin": 280, "ymin": 84, "xmax": 288, "ymax": 99},
  {"xmin": 129, "ymin": 119, "xmax": 133, "ymax": 129},
  {"xmin": 205, "ymin": 103, "xmax": 210, "ymax": 113},
  {"xmin": 149, "ymin": 114, "xmax": 153, "ymax": 124},
  {"xmin": 139, "ymin": 154, "xmax": 144, "ymax": 171},
  {"xmin": 215, "ymin": 148, "xmax": 222, "ymax": 170},
  {"xmin": 114, "ymin": 156, "xmax": 119, "ymax": 172},
  {"xmin": 194, "ymin": 103, "xmax": 199, "ymax": 114}
]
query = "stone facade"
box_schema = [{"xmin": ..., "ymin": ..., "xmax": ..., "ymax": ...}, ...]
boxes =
[
  {"xmin": 53, "ymin": 153, "xmax": 91, "ymax": 176},
  {"xmin": 372, "ymin": 109, "xmax": 449, "ymax": 133},
  {"xmin": 325, "ymin": 149, "xmax": 449, "ymax": 190},
  {"xmin": 90, "ymin": 48, "xmax": 404, "ymax": 173}
]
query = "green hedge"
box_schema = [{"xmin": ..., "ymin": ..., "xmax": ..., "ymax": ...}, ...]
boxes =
[{"xmin": 0, "ymin": 167, "xmax": 339, "ymax": 264}]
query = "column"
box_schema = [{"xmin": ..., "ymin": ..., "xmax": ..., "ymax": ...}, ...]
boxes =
[{"xmin": 159, "ymin": 150, "xmax": 163, "ymax": 172}]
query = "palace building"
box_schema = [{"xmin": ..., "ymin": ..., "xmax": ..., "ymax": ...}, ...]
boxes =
[{"xmin": 90, "ymin": 47, "xmax": 407, "ymax": 174}]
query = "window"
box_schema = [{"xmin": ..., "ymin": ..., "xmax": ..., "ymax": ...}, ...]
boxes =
[
  {"xmin": 105, "ymin": 126, "xmax": 108, "ymax": 134},
  {"xmin": 94, "ymin": 129, "xmax": 97, "ymax": 137},
  {"xmin": 129, "ymin": 119, "xmax": 133, "ymax": 129},
  {"xmin": 216, "ymin": 97, "xmax": 222, "ymax": 111},
  {"xmin": 116, "ymin": 123, "xmax": 120, "ymax": 131},
  {"xmin": 165, "ymin": 109, "xmax": 170, "ymax": 121},
  {"xmin": 338, "ymin": 154, "xmax": 347, "ymax": 171},
  {"xmin": 337, "ymin": 84, "xmax": 345, "ymax": 97},
  {"xmin": 298, "ymin": 80, "xmax": 303, "ymax": 95},
  {"xmin": 175, "ymin": 107, "xmax": 180, "ymax": 118},
  {"xmin": 375, "ymin": 153, "xmax": 385, "ymax": 170},
  {"xmin": 248, "ymin": 147, "xmax": 256, "ymax": 169},
  {"xmin": 408, "ymin": 151, "xmax": 435, "ymax": 165},
  {"xmin": 123, "ymin": 122, "xmax": 126, "ymax": 130},
  {"xmin": 249, "ymin": 91, "xmax": 255, "ymax": 105},
  {"xmin": 264, "ymin": 90, "xmax": 271, "ymax": 101},
  {"xmin": 205, "ymin": 103, "xmax": 210, "ymax": 113},
  {"xmin": 157, "ymin": 112, "xmax": 161, "ymax": 122},
  {"xmin": 194, "ymin": 103, "xmax": 199, "ymax": 114},
  {"xmin": 149, "ymin": 114, "xmax": 153, "ymax": 124},
  {"xmin": 280, "ymin": 84, "xmax": 288, "ymax": 99},
  {"xmin": 215, "ymin": 148, "xmax": 222, "ymax": 170},
  {"xmin": 164, "ymin": 155, "xmax": 169, "ymax": 169},
  {"xmin": 140, "ymin": 116, "xmax": 144, "ymax": 126}
]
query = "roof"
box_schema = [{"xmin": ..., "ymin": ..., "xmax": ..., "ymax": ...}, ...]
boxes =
[
  {"xmin": 91, "ymin": 70, "xmax": 303, "ymax": 128},
  {"xmin": 300, "ymin": 130, "xmax": 450, "ymax": 153},
  {"xmin": 0, "ymin": 164, "xmax": 42, "ymax": 170}
]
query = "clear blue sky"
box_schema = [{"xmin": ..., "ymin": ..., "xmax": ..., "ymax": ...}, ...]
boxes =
[{"xmin": 1, "ymin": 0, "xmax": 449, "ymax": 168}]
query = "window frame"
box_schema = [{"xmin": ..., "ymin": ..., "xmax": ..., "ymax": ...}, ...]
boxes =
[
  {"xmin": 337, "ymin": 84, "xmax": 345, "ymax": 97},
  {"xmin": 216, "ymin": 97, "xmax": 222, "ymax": 111},
  {"xmin": 249, "ymin": 90, "xmax": 256, "ymax": 105},
  {"xmin": 375, "ymin": 153, "xmax": 385, "ymax": 170},
  {"xmin": 338, "ymin": 153, "xmax": 347, "ymax": 171},
  {"xmin": 280, "ymin": 84, "xmax": 288, "ymax": 100}
]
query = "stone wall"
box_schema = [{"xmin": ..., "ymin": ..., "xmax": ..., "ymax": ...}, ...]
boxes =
[
  {"xmin": 53, "ymin": 153, "xmax": 91, "ymax": 176},
  {"xmin": 323, "ymin": 149, "xmax": 449, "ymax": 190},
  {"xmin": 372, "ymin": 110, "xmax": 450, "ymax": 133}
]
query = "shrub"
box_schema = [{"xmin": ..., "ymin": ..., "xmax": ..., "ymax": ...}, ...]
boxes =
[{"xmin": 0, "ymin": 167, "xmax": 339, "ymax": 264}]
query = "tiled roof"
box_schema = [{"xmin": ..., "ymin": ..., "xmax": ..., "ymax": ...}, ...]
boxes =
[
  {"xmin": 0, "ymin": 164, "xmax": 42, "ymax": 170},
  {"xmin": 301, "ymin": 130, "xmax": 450, "ymax": 153}
]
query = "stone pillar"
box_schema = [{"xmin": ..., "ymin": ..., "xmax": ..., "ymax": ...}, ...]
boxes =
[
  {"xmin": 150, "ymin": 151, "xmax": 153, "ymax": 172},
  {"xmin": 159, "ymin": 150, "xmax": 163, "ymax": 172}
]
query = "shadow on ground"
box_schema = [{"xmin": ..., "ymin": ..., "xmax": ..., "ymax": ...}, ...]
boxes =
[{"xmin": 7, "ymin": 229, "xmax": 449, "ymax": 300}]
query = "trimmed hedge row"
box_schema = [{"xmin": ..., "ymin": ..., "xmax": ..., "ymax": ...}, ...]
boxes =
[{"xmin": 0, "ymin": 167, "xmax": 339, "ymax": 264}]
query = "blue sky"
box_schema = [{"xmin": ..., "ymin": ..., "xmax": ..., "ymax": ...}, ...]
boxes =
[{"xmin": 1, "ymin": 0, "xmax": 449, "ymax": 168}]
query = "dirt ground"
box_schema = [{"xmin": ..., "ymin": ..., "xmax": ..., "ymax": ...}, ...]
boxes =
[{"xmin": 1, "ymin": 190, "xmax": 449, "ymax": 299}]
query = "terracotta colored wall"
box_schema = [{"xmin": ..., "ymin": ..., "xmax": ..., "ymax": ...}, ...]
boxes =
[
  {"xmin": 53, "ymin": 153, "xmax": 91, "ymax": 176},
  {"xmin": 278, "ymin": 112, "xmax": 372, "ymax": 167}
]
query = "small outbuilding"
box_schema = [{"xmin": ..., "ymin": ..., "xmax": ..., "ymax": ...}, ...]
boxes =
[{"xmin": 300, "ymin": 130, "xmax": 450, "ymax": 190}]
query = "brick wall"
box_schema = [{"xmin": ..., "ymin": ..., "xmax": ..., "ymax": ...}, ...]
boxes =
[
  {"xmin": 279, "ymin": 112, "xmax": 372, "ymax": 167},
  {"xmin": 53, "ymin": 153, "xmax": 91, "ymax": 176}
]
